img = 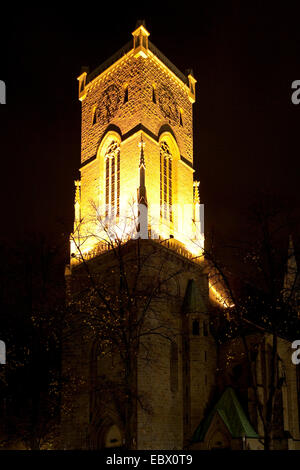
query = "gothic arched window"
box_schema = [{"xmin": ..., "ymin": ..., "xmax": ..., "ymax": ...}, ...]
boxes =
[
  {"xmin": 105, "ymin": 141, "xmax": 120, "ymax": 218},
  {"xmin": 160, "ymin": 141, "xmax": 173, "ymax": 222}
]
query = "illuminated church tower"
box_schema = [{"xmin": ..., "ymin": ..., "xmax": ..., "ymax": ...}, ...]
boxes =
[
  {"xmin": 71, "ymin": 20, "xmax": 202, "ymax": 260},
  {"xmin": 63, "ymin": 21, "xmax": 219, "ymax": 450}
]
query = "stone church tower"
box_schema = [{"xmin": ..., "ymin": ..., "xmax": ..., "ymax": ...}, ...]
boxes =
[
  {"xmin": 72, "ymin": 21, "xmax": 202, "ymax": 258},
  {"xmin": 61, "ymin": 22, "xmax": 300, "ymax": 451},
  {"xmin": 62, "ymin": 21, "xmax": 220, "ymax": 450}
]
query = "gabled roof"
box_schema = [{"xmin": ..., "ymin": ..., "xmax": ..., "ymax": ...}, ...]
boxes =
[
  {"xmin": 86, "ymin": 39, "xmax": 189, "ymax": 87},
  {"xmin": 192, "ymin": 387, "xmax": 258, "ymax": 442}
]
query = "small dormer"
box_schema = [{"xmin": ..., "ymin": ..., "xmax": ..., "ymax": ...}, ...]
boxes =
[
  {"xmin": 77, "ymin": 66, "xmax": 89, "ymax": 102},
  {"xmin": 132, "ymin": 20, "xmax": 150, "ymax": 58},
  {"xmin": 186, "ymin": 69, "xmax": 197, "ymax": 103}
]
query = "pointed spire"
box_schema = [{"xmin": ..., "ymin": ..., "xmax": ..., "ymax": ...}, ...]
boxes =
[
  {"xmin": 137, "ymin": 135, "xmax": 147, "ymax": 207},
  {"xmin": 139, "ymin": 135, "xmax": 146, "ymax": 169},
  {"xmin": 136, "ymin": 135, "xmax": 148, "ymax": 239},
  {"xmin": 182, "ymin": 279, "xmax": 206, "ymax": 314}
]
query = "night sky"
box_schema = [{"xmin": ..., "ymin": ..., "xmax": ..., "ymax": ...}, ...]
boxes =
[{"xmin": 1, "ymin": 2, "xmax": 300, "ymax": 260}]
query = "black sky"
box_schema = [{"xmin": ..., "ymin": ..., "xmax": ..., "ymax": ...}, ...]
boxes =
[{"xmin": 0, "ymin": 1, "xmax": 299, "ymax": 256}]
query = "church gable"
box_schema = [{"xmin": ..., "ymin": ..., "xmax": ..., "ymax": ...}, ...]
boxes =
[{"xmin": 192, "ymin": 387, "xmax": 258, "ymax": 449}]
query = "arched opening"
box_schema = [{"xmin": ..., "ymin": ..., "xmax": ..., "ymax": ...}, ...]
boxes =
[
  {"xmin": 104, "ymin": 424, "xmax": 123, "ymax": 448},
  {"xmin": 208, "ymin": 430, "xmax": 230, "ymax": 450},
  {"xmin": 158, "ymin": 131, "xmax": 180, "ymax": 226},
  {"xmin": 160, "ymin": 141, "xmax": 173, "ymax": 221},
  {"xmin": 97, "ymin": 131, "xmax": 122, "ymax": 221},
  {"xmin": 104, "ymin": 141, "xmax": 120, "ymax": 218},
  {"xmin": 90, "ymin": 415, "xmax": 124, "ymax": 450}
]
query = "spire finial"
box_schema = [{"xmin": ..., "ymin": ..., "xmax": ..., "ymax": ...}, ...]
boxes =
[{"xmin": 137, "ymin": 134, "xmax": 147, "ymax": 207}]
